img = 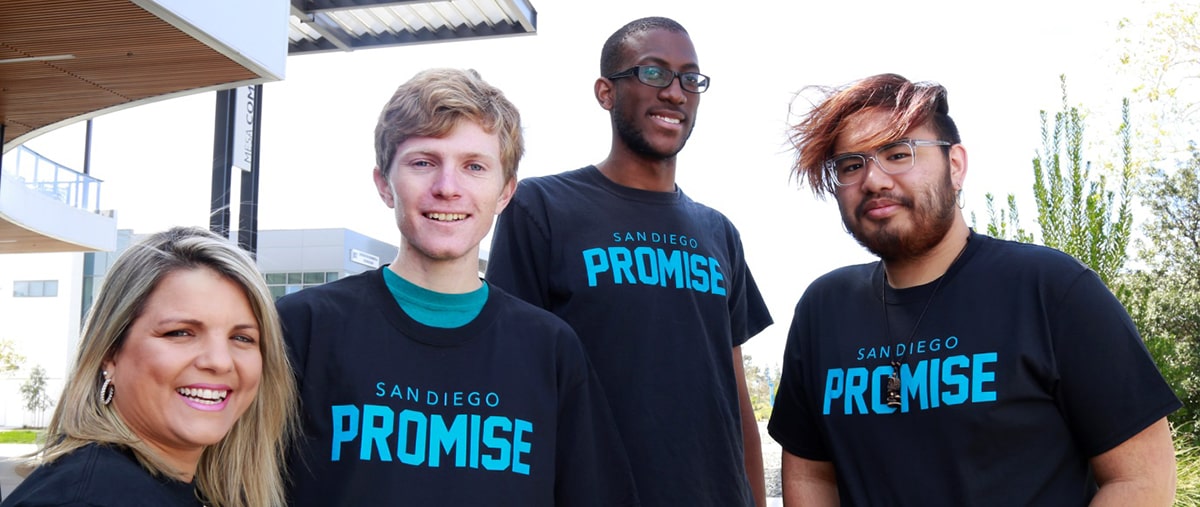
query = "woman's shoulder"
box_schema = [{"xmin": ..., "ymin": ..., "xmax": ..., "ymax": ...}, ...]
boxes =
[{"xmin": 3, "ymin": 444, "xmax": 199, "ymax": 507}]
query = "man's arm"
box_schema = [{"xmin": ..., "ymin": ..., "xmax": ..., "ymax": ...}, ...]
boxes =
[
  {"xmin": 781, "ymin": 450, "xmax": 838, "ymax": 507},
  {"xmin": 733, "ymin": 346, "xmax": 766, "ymax": 507},
  {"xmin": 1089, "ymin": 417, "xmax": 1176, "ymax": 506}
]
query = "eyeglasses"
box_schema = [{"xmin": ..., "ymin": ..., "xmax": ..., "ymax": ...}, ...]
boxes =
[
  {"xmin": 606, "ymin": 65, "xmax": 710, "ymax": 94},
  {"xmin": 825, "ymin": 139, "xmax": 952, "ymax": 186}
]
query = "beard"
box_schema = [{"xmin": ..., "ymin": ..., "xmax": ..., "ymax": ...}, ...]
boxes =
[
  {"xmin": 840, "ymin": 163, "xmax": 957, "ymax": 262},
  {"xmin": 610, "ymin": 93, "xmax": 692, "ymax": 160}
]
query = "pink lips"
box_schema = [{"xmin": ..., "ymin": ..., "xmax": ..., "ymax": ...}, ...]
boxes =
[
  {"xmin": 176, "ymin": 385, "xmax": 231, "ymax": 412},
  {"xmin": 862, "ymin": 199, "xmax": 902, "ymax": 220}
]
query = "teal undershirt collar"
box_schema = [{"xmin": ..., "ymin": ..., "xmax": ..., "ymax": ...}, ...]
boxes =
[{"xmin": 382, "ymin": 267, "xmax": 488, "ymax": 328}]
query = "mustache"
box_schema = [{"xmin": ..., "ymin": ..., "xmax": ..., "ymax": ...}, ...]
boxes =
[{"xmin": 856, "ymin": 192, "xmax": 913, "ymax": 217}]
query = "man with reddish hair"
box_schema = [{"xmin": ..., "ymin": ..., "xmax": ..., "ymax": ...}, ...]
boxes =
[{"xmin": 768, "ymin": 73, "xmax": 1179, "ymax": 505}]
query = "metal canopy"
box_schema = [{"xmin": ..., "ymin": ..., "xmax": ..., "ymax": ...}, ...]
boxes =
[
  {"xmin": 288, "ymin": 0, "xmax": 537, "ymax": 55},
  {"xmin": 0, "ymin": 0, "xmax": 539, "ymax": 151}
]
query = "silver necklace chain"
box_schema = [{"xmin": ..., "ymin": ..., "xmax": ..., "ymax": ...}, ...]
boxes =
[{"xmin": 882, "ymin": 237, "xmax": 969, "ymax": 408}]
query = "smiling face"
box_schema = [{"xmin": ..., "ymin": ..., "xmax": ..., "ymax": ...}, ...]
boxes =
[
  {"xmin": 605, "ymin": 28, "xmax": 700, "ymax": 160},
  {"xmin": 374, "ymin": 120, "xmax": 515, "ymax": 278},
  {"xmin": 833, "ymin": 108, "xmax": 965, "ymax": 262},
  {"xmin": 104, "ymin": 266, "xmax": 262, "ymax": 475}
]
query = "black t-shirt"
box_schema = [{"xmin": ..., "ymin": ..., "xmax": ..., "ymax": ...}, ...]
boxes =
[
  {"xmin": 1, "ymin": 443, "xmax": 200, "ymax": 507},
  {"xmin": 488, "ymin": 166, "xmax": 774, "ymax": 506},
  {"xmin": 278, "ymin": 268, "xmax": 637, "ymax": 507},
  {"xmin": 768, "ymin": 232, "xmax": 1181, "ymax": 506}
]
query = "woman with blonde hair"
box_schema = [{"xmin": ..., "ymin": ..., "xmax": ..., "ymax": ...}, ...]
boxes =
[{"xmin": 2, "ymin": 226, "xmax": 297, "ymax": 507}]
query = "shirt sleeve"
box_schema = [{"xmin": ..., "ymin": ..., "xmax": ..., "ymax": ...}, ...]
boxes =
[
  {"xmin": 723, "ymin": 225, "xmax": 773, "ymax": 347},
  {"xmin": 275, "ymin": 294, "xmax": 313, "ymax": 387},
  {"xmin": 767, "ymin": 299, "xmax": 831, "ymax": 461},
  {"xmin": 1050, "ymin": 269, "xmax": 1181, "ymax": 457},
  {"xmin": 486, "ymin": 182, "xmax": 552, "ymax": 309}
]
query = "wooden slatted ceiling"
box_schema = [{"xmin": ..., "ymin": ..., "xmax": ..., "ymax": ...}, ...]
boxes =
[
  {"xmin": 0, "ymin": 0, "xmax": 260, "ymax": 149},
  {"xmin": 0, "ymin": 219, "xmax": 94, "ymax": 254}
]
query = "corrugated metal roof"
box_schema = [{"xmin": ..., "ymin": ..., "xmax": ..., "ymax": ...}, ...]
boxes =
[{"xmin": 288, "ymin": 0, "xmax": 537, "ymax": 54}]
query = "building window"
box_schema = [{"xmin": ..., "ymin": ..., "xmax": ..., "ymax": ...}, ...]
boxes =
[
  {"xmin": 14, "ymin": 280, "xmax": 58, "ymax": 298},
  {"xmin": 264, "ymin": 271, "xmax": 340, "ymax": 300}
]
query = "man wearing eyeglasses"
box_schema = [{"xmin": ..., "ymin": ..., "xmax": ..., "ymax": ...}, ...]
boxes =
[
  {"xmin": 768, "ymin": 73, "xmax": 1179, "ymax": 505},
  {"xmin": 487, "ymin": 16, "xmax": 773, "ymax": 507}
]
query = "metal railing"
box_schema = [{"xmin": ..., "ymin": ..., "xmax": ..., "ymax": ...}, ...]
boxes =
[{"xmin": 2, "ymin": 145, "xmax": 103, "ymax": 213}]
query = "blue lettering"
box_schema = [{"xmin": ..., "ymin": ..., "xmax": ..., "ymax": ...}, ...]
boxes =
[
  {"xmin": 512, "ymin": 420, "xmax": 533, "ymax": 475},
  {"xmin": 469, "ymin": 414, "xmax": 481, "ymax": 469},
  {"xmin": 900, "ymin": 360, "xmax": 929, "ymax": 412},
  {"xmin": 331, "ymin": 405, "xmax": 359, "ymax": 461},
  {"xmin": 709, "ymin": 258, "xmax": 726, "ymax": 296},
  {"xmin": 972, "ymin": 352, "xmax": 998, "ymax": 402},
  {"xmin": 582, "ymin": 248, "xmax": 608, "ymax": 287},
  {"xmin": 941, "ymin": 355, "xmax": 970, "ymax": 405},
  {"xmin": 690, "ymin": 254, "xmax": 709, "ymax": 292},
  {"xmin": 929, "ymin": 358, "xmax": 941, "ymax": 408},
  {"xmin": 633, "ymin": 246, "xmax": 659, "ymax": 285},
  {"xmin": 361, "ymin": 404, "xmax": 394, "ymax": 461},
  {"xmin": 823, "ymin": 352, "xmax": 999, "ymax": 416},
  {"xmin": 481, "ymin": 416, "xmax": 512, "ymax": 471},
  {"xmin": 657, "ymin": 249, "xmax": 686, "ymax": 289},
  {"xmin": 823, "ymin": 369, "xmax": 844, "ymax": 415},
  {"xmin": 844, "ymin": 367, "xmax": 869, "ymax": 415},
  {"xmin": 396, "ymin": 409, "xmax": 427, "ymax": 465},
  {"xmin": 682, "ymin": 251, "xmax": 692, "ymax": 290},
  {"xmin": 609, "ymin": 247, "xmax": 634, "ymax": 284},
  {"xmin": 429, "ymin": 414, "xmax": 467, "ymax": 467},
  {"xmin": 870, "ymin": 365, "xmax": 896, "ymax": 414}
]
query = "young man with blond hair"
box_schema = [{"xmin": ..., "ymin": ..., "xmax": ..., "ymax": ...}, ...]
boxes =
[{"xmin": 279, "ymin": 68, "xmax": 636, "ymax": 506}]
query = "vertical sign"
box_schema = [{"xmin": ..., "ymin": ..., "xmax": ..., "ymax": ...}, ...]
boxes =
[{"xmin": 231, "ymin": 85, "xmax": 256, "ymax": 172}]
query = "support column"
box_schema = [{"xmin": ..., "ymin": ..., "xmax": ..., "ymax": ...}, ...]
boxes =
[{"xmin": 210, "ymin": 89, "xmax": 235, "ymax": 239}]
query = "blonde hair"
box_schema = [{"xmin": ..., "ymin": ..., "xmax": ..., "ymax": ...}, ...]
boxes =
[
  {"xmin": 39, "ymin": 226, "xmax": 298, "ymax": 507},
  {"xmin": 374, "ymin": 67, "xmax": 524, "ymax": 182}
]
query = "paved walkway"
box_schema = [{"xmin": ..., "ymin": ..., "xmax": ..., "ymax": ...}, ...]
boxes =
[{"xmin": 0, "ymin": 443, "xmax": 37, "ymax": 500}]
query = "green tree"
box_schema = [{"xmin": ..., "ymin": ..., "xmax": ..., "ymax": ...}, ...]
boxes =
[
  {"xmin": 0, "ymin": 339, "xmax": 24, "ymax": 376},
  {"xmin": 1121, "ymin": 146, "xmax": 1200, "ymax": 445},
  {"xmin": 1116, "ymin": 1, "xmax": 1199, "ymax": 162},
  {"xmin": 1031, "ymin": 77, "xmax": 1135, "ymax": 286},
  {"xmin": 974, "ymin": 192, "xmax": 1034, "ymax": 243},
  {"xmin": 20, "ymin": 364, "xmax": 53, "ymax": 428},
  {"xmin": 742, "ymin": 354, "xmax": 779, "ymax": 421}
]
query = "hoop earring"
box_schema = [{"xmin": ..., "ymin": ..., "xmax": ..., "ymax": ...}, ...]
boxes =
[
  {"xmin": 956, "ymin": 189, "xmax": 965, "ymax": 209},
  {"xmin": 99, "ymin": 371, "xmax": 114, "ymax": 405}
]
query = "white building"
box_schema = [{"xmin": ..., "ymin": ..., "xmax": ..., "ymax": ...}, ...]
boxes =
[{"xmin": 0, "ymin": 228, "xmax": 397, "ymax": 428}]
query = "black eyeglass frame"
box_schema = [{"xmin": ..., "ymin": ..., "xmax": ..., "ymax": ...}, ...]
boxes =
[{"xmin": 606, "ymin": 65, "xmax": 711, "ymax": 94}]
